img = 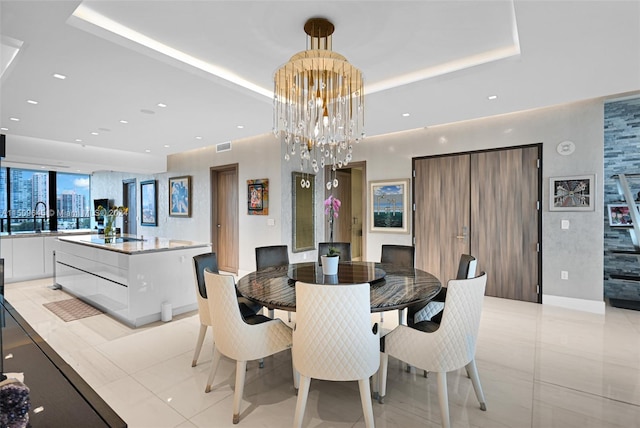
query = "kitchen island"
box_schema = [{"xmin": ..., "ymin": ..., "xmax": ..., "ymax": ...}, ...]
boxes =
[{"xmin": 55, "ymin": 234, "xmax": 210, "ymax": 327}]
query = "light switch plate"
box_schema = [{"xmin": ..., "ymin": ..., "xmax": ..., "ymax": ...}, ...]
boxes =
[
  {"xmin": 561, "ymin": 220, "xmax": 570, "ymax": 230},
  {"xmin": 267, "ymin": 218, "xmax": 275, "ymax": 226}
]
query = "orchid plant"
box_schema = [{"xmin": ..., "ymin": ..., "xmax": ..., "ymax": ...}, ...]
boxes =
[{"xmin": 324, "ymin": 195, "xmax": 341, "ymax": 244}]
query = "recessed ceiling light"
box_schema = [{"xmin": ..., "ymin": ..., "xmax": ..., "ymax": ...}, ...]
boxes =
[
  {"xmin": 195, "ymin": 136, "xmax": 203, "ymax": 140},
  {"xmin": 0, "ymin": 127, "xmax": 8, "ymax": 131},
  {"xmin": 140, "ymin": 109, "xmax": 155, "ymax": 115},
  {"xmin": 119, "ymin": 120, "xmax": 128, "ymax": 124},
  {"xmin": 40, "ymin": 166, "xmax": 45, "ymax": 169},
  {"xmin": 145, "ymin": 149, "xmax": 151, "ymax": 153},
  {"xmin": 236, "ymin": 125, "xmax": 244, "ymax": 129},
  {"xmin": 53, "ymin": 73, "xmax": 66, "ymax": 80},
  {"xmin": 163, "ymin": 144, "xmax": 170, "ymax": 148},
  {"xmin": 9, "ymin": 117, "xmax": 19, "ymax": 121},
  {"xmin": 402, "ymin": 113, "xmax": 410, "ymax": 117},
  {"xmin": 157, "ymin": 103, "xmax": 167, "ymax": 108},
  {"xmin": 488, "ymin": 95, "xmax": 498, "ymax": 100},
  {"xmin": 75, "ymin": 139, "xmax": 82, "ymax": 142},
  {"xmin": 91, "ymin": 132, "xmax": 99, "ymax": 135},
  {"xmin": 27, "ymin": 99, "xmax": 38, "ymax": 105}
]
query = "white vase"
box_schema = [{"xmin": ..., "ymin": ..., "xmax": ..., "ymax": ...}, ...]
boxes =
[{"xmin": 321, "ymin": 255, "xmax": 339, "ymax": 275}]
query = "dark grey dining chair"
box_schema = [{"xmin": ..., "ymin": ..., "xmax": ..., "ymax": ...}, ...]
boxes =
[
  {"xmin": 255, "ymin": 245, "xmax": 289, "ymax": 270},
  {"xmin": 255, "ymin": 245, "xmax": 289, "ymax": 319},
  {"xmin": 380, "ymin": 244, "xmax": 415, "ymax": 323},
  {"xmin": 317, "ymin": 242, "xmax": 352, "ymax": 264},
  {"xmin": 380, "ymin": 244, "xmax": 415, "ymax": 268}
]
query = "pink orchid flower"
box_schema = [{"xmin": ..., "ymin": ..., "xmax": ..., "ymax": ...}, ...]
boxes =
[{"xmin": 324, "ymin": 195, "xmax": 341, "ymax": 218}]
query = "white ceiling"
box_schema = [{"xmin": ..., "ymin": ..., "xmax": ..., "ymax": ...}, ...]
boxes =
[{"xmin": 1, "ymin": 1, "xmax": 639, "ymax": 174}]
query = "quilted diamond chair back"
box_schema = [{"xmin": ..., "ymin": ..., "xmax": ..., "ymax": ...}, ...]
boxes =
[
  {"xmin": 204, "ymin": 270, "xmax": 292, "ymax": 362},
  {"xmin": 380, "ymin": 245, "xmax": 415, "ymax": 268},
  {"xmin": 204, "ymin": 269, "xmax": 293, "ymax": 424},
  {"xmin": 386, "ymin": 273, "xmax": 487, "ymax": 373},
  {"xmin": 436, "ymin": 272, "xmax": 486, "ymax": 371},
  {"xmin": 255, "ymin": 245, "xmax": 289, "ymax": 270},
  {"xmin": 293, "ymin": 281, "xmax": 379, "ymax": 381},
  {"xmin": 317, "ymin": 242, "xmax": 352, "ymax": 264}
]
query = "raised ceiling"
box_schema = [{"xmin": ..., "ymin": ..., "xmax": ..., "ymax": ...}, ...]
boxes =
[{"xmin": 1, "ymin": 1, "xmax": 639, "ymax": 173}]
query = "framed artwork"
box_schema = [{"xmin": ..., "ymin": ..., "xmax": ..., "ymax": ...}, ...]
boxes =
[
  {"xmin": 247, "ymin": 178, "xmax": 269, "ymax": 215},
  {"xmin": 369, "ymin": 178, "xmax": 410, "ymax": 233},
  {"xmin": 549, "ymin": 174, "xmax": 595, "ymax": 211},
  {"xmin": 140, "ymin": 179, "xmax": 157, "ymax": 226},
  {"xmin": 169, "ymin": 175, "xmax": 191, "ymax": 217},
  {"xmin": 608, "ymin": 203, "xmax": 638, "ymax": 226}
]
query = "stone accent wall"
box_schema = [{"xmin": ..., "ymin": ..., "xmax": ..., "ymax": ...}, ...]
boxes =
[{"xmin": 603, "ymin": 97, "xmax": 640, "ymax": 302}]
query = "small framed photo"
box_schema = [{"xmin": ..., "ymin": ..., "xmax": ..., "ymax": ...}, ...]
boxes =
[
  {"xmin": 140, "ymin": 179, "xmax": 157, "ymax": 226},
  {"xmin": 169, "ymin": 176, "xmax": 192, "ymax": 217},
  {"xmin": 247, "ymin": 178, "xmax": 269, "ymax": 215},
  {"xmin": 369, "ymin": 178, "xmax": 410, "ymax": 233},
  {"xmin": 549, "ymin": 174, "xmax": 595, "ymax": 211},
  {"xmin": 608, "ymin": 203, "xmax": 638, "ymax": 227}
]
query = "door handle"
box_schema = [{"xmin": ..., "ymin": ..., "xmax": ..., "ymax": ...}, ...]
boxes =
[
  {"xmin": 217, "ymin": 224, "xmax": 221, "ymax": 228},
  {"xmin": 456, "ymin": 226, "xmax": 468, "ymax": 241}
]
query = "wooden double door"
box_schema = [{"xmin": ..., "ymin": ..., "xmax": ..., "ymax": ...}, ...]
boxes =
[{"xmin": 413, "ymin": 145, "xmax": 541, "ymax": 302}]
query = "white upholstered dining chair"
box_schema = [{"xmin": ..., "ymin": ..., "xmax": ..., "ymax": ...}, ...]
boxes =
[
  {"xmin": 203, "ymin": 270, "xmax": 293, "ymax": 424},
  {"xmin": 191, "ymin": 252, "xmax": 261, "ymax": 367},
  {"xmin": 292, "ymin": 281, "xmax": 380, "ymax": 428},
  {"xmin": 378, "ymin": 272, "xmax": 488, "ymax": 428}
]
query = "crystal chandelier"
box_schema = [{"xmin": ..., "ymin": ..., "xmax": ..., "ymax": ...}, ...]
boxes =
[{"xmin": 273, "ymin": 17, "xmax": 364, "ymax": 190}]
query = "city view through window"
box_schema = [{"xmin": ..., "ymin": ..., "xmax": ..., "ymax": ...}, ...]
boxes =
[{"xmin": 0, "ymin": 168, "xmax": 91, "ymax": 232}]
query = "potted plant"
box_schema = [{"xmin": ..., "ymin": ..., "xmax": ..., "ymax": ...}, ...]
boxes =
[
  {"xmin": 320, "ymin": 247, "xmax": 340, "ymax": 275},
  {"xmin": 322, "ymin": 195, "xmax": 342, "ymax": 275}
]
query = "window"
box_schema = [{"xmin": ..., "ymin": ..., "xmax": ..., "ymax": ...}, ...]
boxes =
[
  {"xmin": 9, "ymin": 168, "xmax": 50, "ymax": 232},
  {"xmin": 56, "ymin": 173, "xmax": 91, "ymax": 230},
  {"xmin": 0, "ymin": 168, "xmax": 91, "ymax": 233}
]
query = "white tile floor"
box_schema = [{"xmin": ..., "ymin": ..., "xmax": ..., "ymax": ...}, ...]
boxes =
[{"xmin": 5, "ymin": 278, "xmax": 640, "ymax": 428}]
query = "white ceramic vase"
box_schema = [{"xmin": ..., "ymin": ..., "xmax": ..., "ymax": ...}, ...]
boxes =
[{"xmin": 321, "ymin": 255, "xmax": 339, "ymax": 275}]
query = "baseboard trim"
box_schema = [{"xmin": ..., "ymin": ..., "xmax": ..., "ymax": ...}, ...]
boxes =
[{"xmin": 542, "ymin": 294, "xmax": 606, "ymax": 314}]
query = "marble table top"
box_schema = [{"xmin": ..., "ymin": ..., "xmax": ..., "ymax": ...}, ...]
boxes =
[{"xmin": 236, "ymin": 261, "xmax": 442, "ymax": 312}]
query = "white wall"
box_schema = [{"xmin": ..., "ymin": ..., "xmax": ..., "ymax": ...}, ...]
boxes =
[
  {"xmin": 92, "ymin": 133, "xmax": 283, "ymax": 274},
  {"xmin": 91, "ymin": 96, "xmax": 610, "ymax": 310}
]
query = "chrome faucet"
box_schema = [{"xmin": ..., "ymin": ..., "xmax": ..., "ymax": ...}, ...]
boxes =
[{"xmin": 34, "ymin": 201, "xmax": 47, "ymax": 233}]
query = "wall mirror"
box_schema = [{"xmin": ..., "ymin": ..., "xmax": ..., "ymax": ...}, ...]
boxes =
[{"xmin": 292, "ymin": 172, "xmax": 315, "ymax": 252}]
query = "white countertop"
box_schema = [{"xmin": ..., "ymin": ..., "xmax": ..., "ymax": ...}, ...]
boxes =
[
  {"xmin": 57, "ymin": 234, "xmax": 210, "ymax": 255},
  {"xmin": 1, "ymin": 230, "xmax": 98, "ymax": 239}
]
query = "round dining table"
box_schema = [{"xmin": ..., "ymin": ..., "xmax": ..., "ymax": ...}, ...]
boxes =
[{"xmin": 236, "ymin": 261, "xmax": 441, "ymax": 312}]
